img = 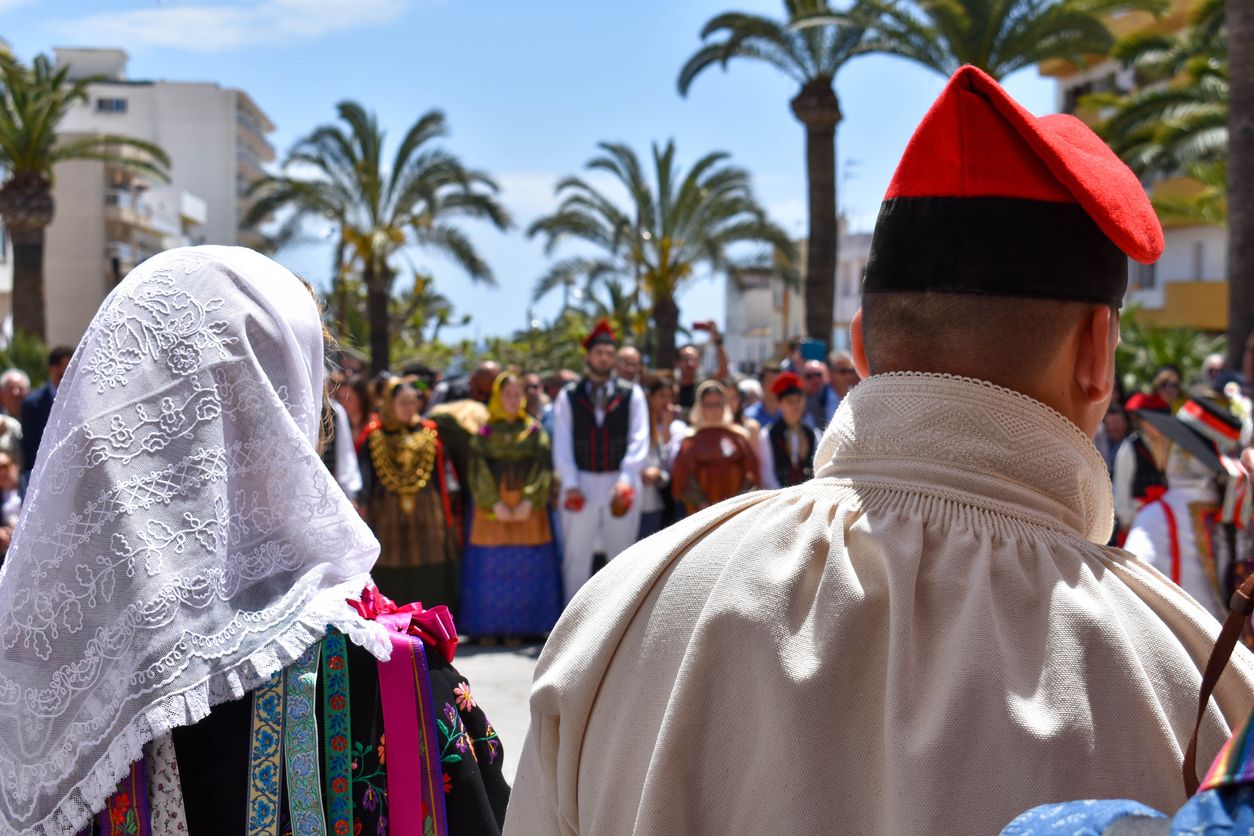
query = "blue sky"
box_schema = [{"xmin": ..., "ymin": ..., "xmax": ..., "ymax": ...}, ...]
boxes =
[{"xmin": 1, "ymin": 0, "xmax": 1057, "ymax": 340}]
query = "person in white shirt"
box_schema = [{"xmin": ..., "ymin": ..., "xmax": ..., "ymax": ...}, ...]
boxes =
[{"xmin": 551, "ymin": 320, "xmax": 648, "ymax": 604}]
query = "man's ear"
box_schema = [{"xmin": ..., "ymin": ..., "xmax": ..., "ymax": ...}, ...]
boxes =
[
  {"xmin": 851, "ymin": 308, "xmax": 871, "ymax": 379},
  {"xmin": 1074, "ymin": 305, "xmax": 1117, "ymax": 407}
]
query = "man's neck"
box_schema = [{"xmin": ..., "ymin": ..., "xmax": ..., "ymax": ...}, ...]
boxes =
[{"xmin": 586, "ymin": 370, "xmax": 610, "ymax": 385}]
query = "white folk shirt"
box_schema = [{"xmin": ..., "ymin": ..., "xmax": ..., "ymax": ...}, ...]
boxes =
[
  {"xmin": 505, "ymin": 373, "xmax": 1254, "ymax": 836},
  {"xmin": 551, "ymin": 378, "xmax": 650, "ymax": 492}
]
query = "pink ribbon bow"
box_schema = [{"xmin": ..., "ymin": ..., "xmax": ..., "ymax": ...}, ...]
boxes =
[{"xmin": 348, "ymin": 584, "xmax": 459, "ymax": 663}]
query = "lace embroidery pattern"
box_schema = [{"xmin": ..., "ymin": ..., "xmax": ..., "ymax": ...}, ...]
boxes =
[
  {"xmin": 0, "ymin": 247, "xmax": 387, "ymax": 836},
  {"xmin": 81, "ymin": 256, "xmax": 236, "ymax": 394},
  {"xmin": 814, "ymin": 372, "xmax": 1114, "ymax": 542}
]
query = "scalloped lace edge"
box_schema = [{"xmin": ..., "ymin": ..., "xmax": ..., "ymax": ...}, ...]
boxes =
[{"xmin": 14, "ymin": 573, "xmax": 390, "ymax": 836}]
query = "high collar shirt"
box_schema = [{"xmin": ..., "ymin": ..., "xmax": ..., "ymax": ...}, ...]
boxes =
[{"xmin": 505, "ymin": 373, "xmax": 1254, "ymax": 836}]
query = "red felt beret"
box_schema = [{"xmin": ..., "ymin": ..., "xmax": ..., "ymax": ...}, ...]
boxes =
[
  {"xmin": 1125, "ymin": 392, "xmax": 1171, "ymax": 414},
  {"xmin": 582, "ymin": 318, "xmax": 617, "ymax": 351},
  {"xmin": 770, "ymin": 371, "xmax": 804, "ymax": 398},
  {"xmin": 864, "ymin": 66, "xmax": 1163, "ymax": 307}
]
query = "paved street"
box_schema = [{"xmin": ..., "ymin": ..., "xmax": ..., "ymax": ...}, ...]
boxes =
[{"xmin": 456, "ymin": 642, "xmax": 542, "ymax": 784}]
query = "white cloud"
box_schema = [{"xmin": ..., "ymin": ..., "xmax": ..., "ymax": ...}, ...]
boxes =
[{"xmin": 51, "ymin": 0, "xmax": 412, "ymax": 53}]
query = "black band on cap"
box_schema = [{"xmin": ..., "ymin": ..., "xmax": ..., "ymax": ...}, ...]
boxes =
[{"xmin": 863, "ymin": 196, "xmax": 1128, "ymax": 307}]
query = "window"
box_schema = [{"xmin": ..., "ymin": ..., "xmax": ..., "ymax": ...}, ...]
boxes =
[
  {"xmin": 96, "ymin": 98, "xmax": 127, "ymax": 114},
  {"xmin": 1192, "ymin": 240, "xmax": 1205, "ymax": 279},
  {"xmin": 1131, "ymin": 260, "xmax": 1157, "ymax": 290}
]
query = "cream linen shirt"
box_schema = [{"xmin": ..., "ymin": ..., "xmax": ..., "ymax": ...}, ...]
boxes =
[{"xmin": 505, "ymin": 373, "xmax": 1254, "ymax": 836}]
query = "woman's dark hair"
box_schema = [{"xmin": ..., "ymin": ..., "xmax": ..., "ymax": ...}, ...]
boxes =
[
  {"xmin": 645, "ymin": 372, "xmax": 675, "ymax": 396},
  {"xmin": 343, "ymin": 375, "xmax": 374, "ymax": 427}
]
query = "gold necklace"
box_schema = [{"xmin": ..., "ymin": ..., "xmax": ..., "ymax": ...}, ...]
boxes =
[{"xmin": 369, "ymin": 424, "xmax": 438, "ymax": 513}]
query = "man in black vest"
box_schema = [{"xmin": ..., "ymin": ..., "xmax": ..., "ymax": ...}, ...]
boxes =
[
  {"xmin": 552, "ymin": 320, "xmax": 649, "ymax": 604},
  {"xmin": 756, "ymin": 371, "xmax": 819, "ymax": 489}
]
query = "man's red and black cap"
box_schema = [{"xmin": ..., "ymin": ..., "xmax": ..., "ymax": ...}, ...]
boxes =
[
  {"xmin": 770, "ymin": 371, "xmax": 804, "ymax": 399},
  {"xmin": 863, "ymin": 66, "xmax": 1163, "ymax": 307},
  {"xmin": 582, "ymin": 318, "xmax": 618, "ymax": 351}
]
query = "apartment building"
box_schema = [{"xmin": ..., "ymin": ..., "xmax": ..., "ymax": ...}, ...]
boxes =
[
  {"xmin": 1041, "ymin": 0, "xmax": 1228, "ymax": 330},
  {"xmin": 7, "ymin": 48, "xmax": 276, "ymax": 346}
]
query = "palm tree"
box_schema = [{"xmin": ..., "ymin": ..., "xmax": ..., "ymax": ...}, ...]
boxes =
[
  {"xmin": 1227, "ymin": 0, "xmax": 1252, "ymax": 371},
  {"xmin": 860, "ymin": 0, "xmax": 1167, "ymax": 81},
  {"xmin": 245, "ymin": 102, "xmax": 509, "ymax": 373},
  {"xmin": 677, "ymin": 0, "xmax": 875, "ymax": 348},
  {"xmin": 1090, "ymin": 0, "xmax": 1247, "ymax": 362},
  {"xmin": 0, "ymin": 54, "xmax": 170, "ymax": 341},
  {"xmin": 529, "ymin": 141, "xmax": 796, "ymax": 367}
]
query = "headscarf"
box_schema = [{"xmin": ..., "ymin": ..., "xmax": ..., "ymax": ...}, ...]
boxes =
[
  {"xmin": 486, "ymin": 371, "xmax": 529, "ymax": 424},
  {"xmin": 688, "ymin": 379, "xmax": 740, "ymax": 433},
  {"xmin": 0, "ymin": 246, "xmax": 388, "ymax": 835},
  {"xmin": 379, "ymin": 376, "xmax": 425, "ymax": 431}
]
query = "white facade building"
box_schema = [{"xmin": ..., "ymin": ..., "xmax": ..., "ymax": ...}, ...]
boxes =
[
  {"xmin": 724, "ymin": 218, "xmax": 873, "ymax": 370},
  {"xmin": 16, "ymin": 48, "xmax": 276, "ymax": 346},
  {"xmin": 1043, "ymin": 14, "xmax": 1229, "ymax": 332}
]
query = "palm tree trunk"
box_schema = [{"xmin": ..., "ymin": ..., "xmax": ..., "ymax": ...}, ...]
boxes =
[
  {"xmin": 365, "ymin": 260, "xmax": 391, "ymax": 375},
  {"xmin": 792, "ymin": 81, "xmax": 842, "ymax": 348},
  {"xmin": 331, "ymin": 235, "xmax": 348, "ymax": 331},
  {"xmin": 11, "ymin": 235, "xmax": 47, "ymax": 341},
  {"xmin": 653, "ymin": 293, "xmax": 680, "ymax": 370},
  {"xmin": 1228, "ymin": 0, "xmax": 1254, "ymax": 371}
]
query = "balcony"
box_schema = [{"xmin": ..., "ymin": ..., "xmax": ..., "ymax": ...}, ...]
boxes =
[{"xmin": 104, "ymin": 189, "xmax": 157, "ymax": 230}]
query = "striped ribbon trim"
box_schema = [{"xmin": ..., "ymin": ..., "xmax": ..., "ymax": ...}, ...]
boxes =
[
  {"xmin": 322, "ymin": 628, "xmax": 354, "ymax": 836},
  {"xmin": 378, "ymin": 631, "xmax": 449, "ymax": 836},
  {"xmin": 246, "ymin": 669, "xmax": 285, "ymax": 836},
  {"xmin": 285, "ymin": 641, "xmax": 328, "ymax": 836},
  {"xmin": 100, "ymin": 758, "xmax": 152, "ymax": 836}
]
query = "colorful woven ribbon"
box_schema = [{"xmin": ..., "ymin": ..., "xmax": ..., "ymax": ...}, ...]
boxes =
[
  {"xmin": 322, "ymin": 628, "xmax": 354, "ymax": 836},
  {"xmin": 377, "ymin": 630, "xmax": 449, "ymax": 836},
  {"xmin": 285, "ymin": 641, "xmax": 327, "ymax": 836},
  {"xmin": 246, "ymin": 669, "xmax": 285, "ymax": 836}
]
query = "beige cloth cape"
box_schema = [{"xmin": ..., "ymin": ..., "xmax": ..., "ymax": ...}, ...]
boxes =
[{"xmin": 504, "ymin": 373, "xmax": 1254, "ymax": 836}]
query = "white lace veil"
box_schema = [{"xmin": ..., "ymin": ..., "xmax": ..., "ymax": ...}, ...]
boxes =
[{"xmin": 0, "ymin": 246, "xmax": 389, "ymax": 835}]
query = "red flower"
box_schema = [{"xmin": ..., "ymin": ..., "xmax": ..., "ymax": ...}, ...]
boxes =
[
  {"xmin": 331, "ymin": 735, "xmax": 347, "ymax": 752},
  {"xmin": 108, "ymin": 792, "xmax": 130, "ymax": 827},
  {"xmin": 330, "ymin": 694, "xmax": 346, "ymax": 711},
  {"xmin": 328, "ymin": 655, "xmax": 345, "ymax": 670},
  {"xmin": 354, "ymin": 822, "xmax": 363, "ymax": 836},
  {"xmin": 334, "ymin": 819, "xmax": 350, "ymax": 835},
  {"xmin": 332, "ymin": 777, "xmax": 348, "ymax": 794},
  {"xmin": 443, "ymin": 772, "xmax": 453, "ymax": 794}
]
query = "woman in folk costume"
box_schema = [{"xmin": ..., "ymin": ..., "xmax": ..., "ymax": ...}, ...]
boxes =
[
  {"xmin": 0, "ymin": 247, "xmax": 508, "ymax": 836},
  {"xmin": 459, "ymin": 371, "xmax": 562, "ymax": 639},
  {"xmin": 359, "ymin": 378, "xmax": 458, "ymax": 609},
  {"xmin": 669, "ymin": 379, "xmax": 759, "ymax": 515},
  {"xmin": 756, "ymin": 371, "xmax": 819, "ymax": 490},
  {"xmin": 1125, "ymin": 397, "xmax": 1244, "ymax": 620}
]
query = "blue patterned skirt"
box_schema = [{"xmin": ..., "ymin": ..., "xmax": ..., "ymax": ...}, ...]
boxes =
[{"xmin": 459, "ymin": 519, "xmax": 563, "ymax": 637}]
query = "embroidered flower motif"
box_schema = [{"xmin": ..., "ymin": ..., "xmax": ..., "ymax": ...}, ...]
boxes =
[
  {"xmin": 332, "ymin": 777, "xmax": 348, "ymax": 794},
  {"xmin": 330, "ymin": 693, "xmax": 346, "ymax": 711},
  {"xmin": 331, "ymin": 734, "xmax": 347, "ymax": 752},
  {"xmin": 328, "ymin": 655, "xmax": 345, "ymax": 671},
  {"xmin": 443, "ymin": 772, "xmax": 453, "ymax": 794},
  {"xmin": 334, "ymin": 819, "xmax": 350, "ymax": 835},
  {"xmin": 165, "ymin": 339, "xmax": 203, "ymax": 375},
  {"xmin": 109, "ymin": 791, "xmax": 130, "ymax": 828},
  {"xmin": 362, "ymin": 786, "xmax": 378, "ymax": 812},
  {"xmin": 377, "ymin": 733, "xmax": 386, "ymax": 765},
  {"xmin": 453, "ymin": 681, "xmax": 476, "ymax": 711}
]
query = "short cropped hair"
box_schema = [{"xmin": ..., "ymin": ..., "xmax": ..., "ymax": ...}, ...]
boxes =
[{"xmin": 860, "ymin": 293, "xmax": 1102, "ymax": 384}]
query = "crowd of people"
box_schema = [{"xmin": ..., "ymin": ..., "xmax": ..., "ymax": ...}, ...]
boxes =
[
  {"xmin": 310, "ymin": 318, "xmax": 865, "ymax": 642},
  {"xmin": 9, "ymin": 65, "xmax": 1254, "ymax": 836}
]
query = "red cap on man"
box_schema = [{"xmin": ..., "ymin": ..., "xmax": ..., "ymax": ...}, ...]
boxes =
[
  {"xmin": 863, "ymin": 66, "xmax": 1163, "ymax": 308},
  {"xmin": 770, "ymin": 371, "xmax": 804, "ymax": 399},
  {"xmin": 582, "ymin": 318, "xmax": 618, "ymax": 351}
]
